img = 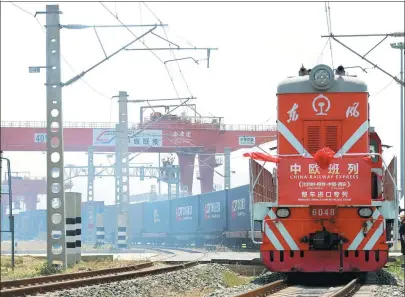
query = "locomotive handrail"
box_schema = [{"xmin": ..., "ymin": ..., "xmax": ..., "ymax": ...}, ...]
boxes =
[{"xmin": 336, "ymin": 152, "xmax": 400, "ymax": 244}]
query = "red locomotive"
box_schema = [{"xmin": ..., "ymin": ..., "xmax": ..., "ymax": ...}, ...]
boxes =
[{"xmin": 246, "ymin": 64, "xmax": 398, "ymax": 273}]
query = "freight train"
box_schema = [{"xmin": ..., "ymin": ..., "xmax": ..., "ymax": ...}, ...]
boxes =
[
  {"xmin": 90, "ymin": 185, "xmax": 262, "ymax": 248},
  {"xmin": 246, "ymin": 64, "xmax": 399, "ymax": 273},
  {"xmin": 2, "ymin": 185, "xmax": 262, "ymax": 249}
]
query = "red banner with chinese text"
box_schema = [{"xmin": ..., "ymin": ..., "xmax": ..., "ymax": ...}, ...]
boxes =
[{"xmin": 277, "ymin": 158, "xmax": 371, "ymax": 205}]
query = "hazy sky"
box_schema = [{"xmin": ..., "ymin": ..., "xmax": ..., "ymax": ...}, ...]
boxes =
[{"xmin": 1, "ymin": 1, "xmax": 404, "ymax": 207}]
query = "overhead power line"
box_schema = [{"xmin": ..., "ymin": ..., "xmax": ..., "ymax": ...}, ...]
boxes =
[
  {"xmin": 141, "ymin": 2, "xmax": 196, "ymax": 116},
  {"xmin": 86, "ymin": 4, "xmax": 217, "ymax": 181},
  {"xmin": 9, "ymin": 2, "xmax": 112, "ymax": 100},
  {"xmin": 98, "ymin": 2, "xmax": 178, "ymax": 91},
  {"xmin": 317, "ymin": 38, "xmax": 330, "ymax": 64},
  {"xmin": 324, "ymin": 2, "xmax": 335, "ymax": 69},
  {"xmin": 370, "ymin": 72, "xmax": 401, "ymax": 98},
  {"xmin": 322, "ymin": 33, "xmax": 405, "ymax": 87}
]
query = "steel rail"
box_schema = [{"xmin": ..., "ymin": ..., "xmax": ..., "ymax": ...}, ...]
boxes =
[
  {"xmin": 0, "ymin": 261, "xmax": 198, "ymax": 297},
  {"xmin": 232, "ymin": 279, "xmax": 287, "ymax": 297},
  {"xmin": 0, "ymin": 262, "xmax": 153, "ymax": 289},
  {"xmin": 232, "ymin": 276, "xmax": 361, "ymax": 297},
  {"xmin": 328, "ymin": 277, "xmax": 360, "ymax": 297}
]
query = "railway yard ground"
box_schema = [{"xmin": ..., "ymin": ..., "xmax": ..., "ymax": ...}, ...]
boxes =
[
  {"xmin": 1, "ymin": 241, "xmax": 404, "ymax": 297},
  {"xmin": 0, "ymin": 255, "xmax": 152, "ymax": 281}
]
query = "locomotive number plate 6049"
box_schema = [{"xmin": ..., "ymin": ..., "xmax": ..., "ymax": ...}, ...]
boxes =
[{"xmin": 310, "ymin": 207, "xmax": 337, "ymax": 217}]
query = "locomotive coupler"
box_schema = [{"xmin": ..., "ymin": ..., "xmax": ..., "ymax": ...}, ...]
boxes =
[{"xmin": 300, "ymin": 228, "xmax": 348, "ymax": 251}]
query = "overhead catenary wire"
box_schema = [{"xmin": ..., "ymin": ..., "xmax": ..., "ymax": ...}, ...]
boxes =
[
  {"xmin": 98, "ymin": 2, "xmax": 182, "ymax": 100},
  {"xmin": 9, "ymin": 2, "xmax": 112, "ymax": 101},
  {"xmin": 10, "ymin": 1, "xmax": 201, "ymax": 180},
  {"xmin": 317, "ymin": 38, "xmax": 330, "ymax": 64},
  {"xmin": 370, "ymin": 72, "xmax": 401, "ymax": 98},
  {"xmin": 99, "ymin": 2, "xmax": 220, "ymax": 167},
  {"xmin": 325, "ymin": 2, "xmax": 335, "ymax": 69},
  {"xmin": 142, "ymin": 2, "xmax": 198, "ymax": 116},
  {"xmin": 142, "ymin": 2, "xmax": 193, "ymax": 97},
  {"xmin": 139, "ymin": 2, "xmax": 144, "ymax": 43},
  {"xmin": 9, "ymin": 2, "xmax": 33, "ymax": 16},
  {"xmin": 14, "ymin": 2, "xmax": 223, "ymax": 186},
  {"xmin": 142, "ymin": 2, "xmax": 215, "ymax": 118}
]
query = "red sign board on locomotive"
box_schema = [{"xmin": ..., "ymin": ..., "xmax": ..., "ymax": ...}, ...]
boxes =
[{"xmin": 278, "ymin": 158, "xmax": 371, "ymax": 205}]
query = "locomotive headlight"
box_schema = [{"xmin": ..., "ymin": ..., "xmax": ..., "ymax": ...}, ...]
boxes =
[
  {"xmin": 358, "ymin": 207, "xmax": 373, "ymax": 218},
  {"xmin": 310, "ymin": 64, "xmax": 335, "ymax": 90},
  {"xmin": 276, "ymin": 208, "xmax": 290, "ymax": 218},
  {"xmin": 314, "ymin": 69, "xmax": 330, "ymax": 85}
]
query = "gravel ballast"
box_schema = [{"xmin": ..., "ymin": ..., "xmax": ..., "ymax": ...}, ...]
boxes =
[
  {"xmin": 39, "ymin": 264, "xmax": 239, "ymax": 297},
  {"xmin": 27, "ymin": 262, "xmax": 404, "ymax": 297},
  {"xmin": 203, "ymin": 271, "xmax": 286, "ymax": 297},
  {"xmin": 371, "ymin": 269, "xmax": 404, "ymax": 297}
]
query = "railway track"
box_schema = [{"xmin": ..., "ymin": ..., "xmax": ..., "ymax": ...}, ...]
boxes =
[
  {"xmin": 233, "ymin": 277, "xmax": 362, "ymax": 297},
  {"xmin": 0, "ymin": 261, "xmax": 198, "ymax": 297}
]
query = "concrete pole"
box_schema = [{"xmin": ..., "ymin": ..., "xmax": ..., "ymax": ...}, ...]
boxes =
[
  {"xmin": 65, "ymin": 192, "xmax": 76, "ymax": 267},
  {"xmin": 115, "ymin": 91, "xmax": 130, "ymax": 212},
  {"xmin": 96, "ymin": 213, "xmax": 104, "ymax": 246},
  {"xmin": 117, "ymin": 212, "xmax": 128, "ymax": 249},
  {"xmin": 75, "ymin": 193, "xmax": 82, "ymax": 263},
  {"xmin": 45, "ymin": 4, "xmax": 67, "ymax": 270},
  {"xmin": 87, "ymin": 147, "xmax": 95, "ymax": 244},
  {"xmin": 115, "ymin": 123, "xmax": 123, "ymax": 209}
]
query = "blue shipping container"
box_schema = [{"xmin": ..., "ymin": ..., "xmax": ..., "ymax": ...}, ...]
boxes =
[
  {"xmin": 32, "ymin": 210, "xmax": 47, "ymax": 238},
  {"xmin": 129, "ymin": 202, "xmax": 144, "ymax": 237},
  {"xmin": 19, "ymin": 211, "xmax": 32, "ymax": 240},
  {"xmin": 12, "ymin": 213, "xmax": 21, "ymax": 240},
  {"xmin": 143, "ymin": 200, "xmax": 170, "ymax": 233},
  {"xmin": 199, "ymin": 191, "xmax": 226, "ymax": 233},
  {"xmin": 170, "ymin": 195, "xmax": 199, "ymax": 234},
  {"xmin": 227, "ymin": 185, "xmax": 251, "ymax": 231}
]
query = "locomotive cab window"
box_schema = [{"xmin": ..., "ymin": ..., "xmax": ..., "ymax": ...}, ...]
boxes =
[
  {"xmin": 369, "ymin": 140, "xmax": 379, "ymax": 162},
  {"xmin": 371, "ymin": 172, "xmax": 379, "ymax": 199}
]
